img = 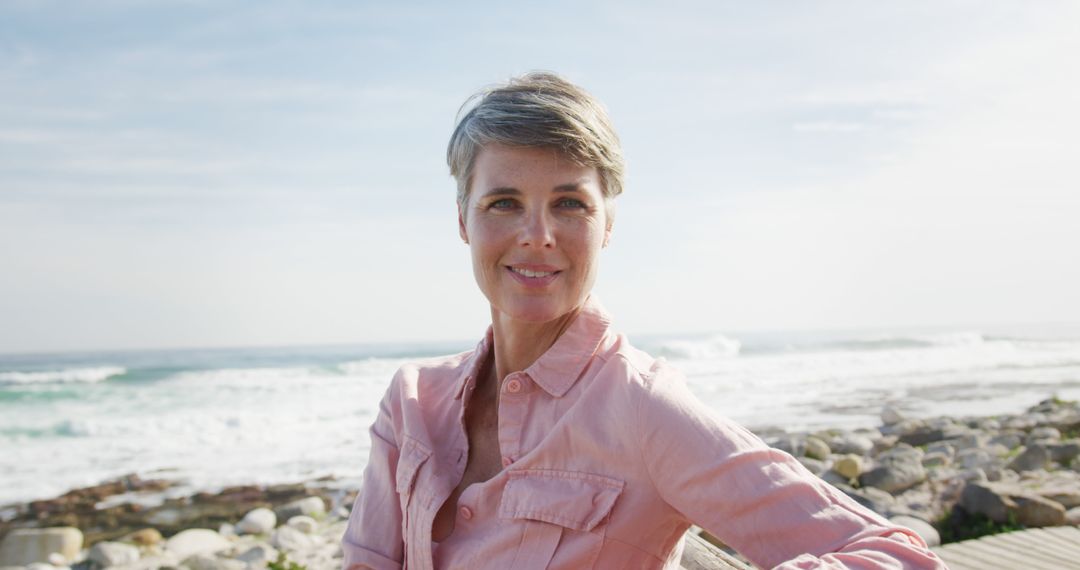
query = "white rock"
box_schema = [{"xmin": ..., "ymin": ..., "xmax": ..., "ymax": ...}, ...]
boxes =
[
  {"xmin": 183, "ymin": 554, "xmax": 245, "ymax": 570},
  {"xmin": 881, "ymin": 406, "xmax": 905, "ymax": 425},
  {"xmin": 237, "ymin": 508, "xmax": 277, "ymax": 535},
  {"xmin": 164, "ymin": 529, "xmax": 231, "ymax": 561},
  {"xmin": 889, "ymin": 515, "xmax": 941, "ymax": 547},
  {"xmin": 0, "ymin": 528, "xmax": 83, "ymax": 566},
  {"xmin": 271, "ymin": 526, "xmax": 314, "ymax": 553},
  {"xmin": 25, "ymin": 564, "xmax": 58, "ymax": 570},
  {"xmin": 287, "ymin": 515, "xmax": 318, "ymax": 534},
  {"xmin": 89, "ymin": 541, "xmax": 141, "ymax": 567},
  {"xmin": 276, "ymin": 497, "xmax": 326, "ymax": 520},
  {"xmin": 108, "ymin": 552, "xmax": 180, "ymax": 570}
]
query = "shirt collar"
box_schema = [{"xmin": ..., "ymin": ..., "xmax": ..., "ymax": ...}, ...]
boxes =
[{"xmin": 454, "ymin": 296, "xmax": 612, "ymax": 400}]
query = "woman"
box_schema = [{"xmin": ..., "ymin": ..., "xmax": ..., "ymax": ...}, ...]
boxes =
[{"xmin": 342, "ymin": 72, "xmax": 945, "ymax": 570}]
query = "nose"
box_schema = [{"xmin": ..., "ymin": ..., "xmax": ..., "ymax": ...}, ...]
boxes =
[{"xmin": 519, "ymin": 209, "xmax": 555, "ymax": 249}]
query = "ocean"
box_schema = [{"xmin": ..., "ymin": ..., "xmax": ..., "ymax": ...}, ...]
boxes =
[{"xmin": 3, "ymin": 324, "xmax": 1080, "ymax": 506}]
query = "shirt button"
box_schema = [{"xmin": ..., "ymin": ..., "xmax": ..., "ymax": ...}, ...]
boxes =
[
  {"xmin": 501, "ymin": 456, "xmax": 513, "ymax": 468},
  {"xmin": 505, "ymin": 378, "xmax": 523, "ymax": 393},
  {"xmin": 459, "ymin": 506, "xmax": 473, "ymax": 520}
]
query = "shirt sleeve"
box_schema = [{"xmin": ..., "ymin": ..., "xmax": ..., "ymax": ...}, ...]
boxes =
[
  {"xmin": 342, "ymin": 377, "xmax": 405, "ymax": 570},
  {"xmin": 633, "ymin": 365, "xmax": 946, "ymax": 570}
]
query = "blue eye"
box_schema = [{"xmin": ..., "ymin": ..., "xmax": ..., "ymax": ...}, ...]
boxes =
[
  {"xmin": 557, "ymin": 198, "xmax": 586, "ymax": 209},
  {"xmin": 490, "ymin": 198, "xmax": 516, "ymax": 209}
]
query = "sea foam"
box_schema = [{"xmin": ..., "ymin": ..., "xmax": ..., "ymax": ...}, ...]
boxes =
[{"xmin": 0, "ymin": 366, "xmax": 126, "ymax": 385}]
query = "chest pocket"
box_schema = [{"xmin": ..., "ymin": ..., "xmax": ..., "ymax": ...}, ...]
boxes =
[
  {"xmin": 499, "ymin": 469, "xmax": 624, "ymax": 570},
  {"xmin": 395, "ymin": 436, "xmax": 431, "ymax": 569}
]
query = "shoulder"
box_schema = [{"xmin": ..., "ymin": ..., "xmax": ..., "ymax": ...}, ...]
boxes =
[
  {"xmin": 375, "ymin": 349, "xmax": 476, "ymax": 411},
  {"xmin": 602, "ymin": 333, "xmax": 687, "ymax": 395},
  {"xmin": 606, "ymin": 335, "xmax": 766, "ymax": 453},
  {"xmin": 392, "ymin": 350, "xmax": 473, "ymax": 383}
]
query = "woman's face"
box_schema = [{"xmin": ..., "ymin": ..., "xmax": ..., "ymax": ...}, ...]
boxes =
[{"xmin": 460, "ymin": 145, "xmax": 611, "ymax": 325}]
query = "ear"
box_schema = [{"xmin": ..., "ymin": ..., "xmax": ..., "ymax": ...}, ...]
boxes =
[
  {"xmin": 602, "ymin": 224, "xmax": 612, "ymax": 248},
  {"xmin": 458, "ymin": 206, "xmax": 469, "ymax": 244}
]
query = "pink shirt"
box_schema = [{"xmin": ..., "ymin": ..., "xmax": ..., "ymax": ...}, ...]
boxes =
[{"xmin": 342, "ymin": 298, "xmax": 945, "ymax": 569}]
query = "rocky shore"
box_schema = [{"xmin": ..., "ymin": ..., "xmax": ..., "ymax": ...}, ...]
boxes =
[{"xmin": 3, "ymin": 397, "xmax": 1080, "ymax": 569}]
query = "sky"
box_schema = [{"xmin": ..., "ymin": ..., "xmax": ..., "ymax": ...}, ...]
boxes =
[{"xmin": 1, "ymin": 1, "xmax": 1078, "ymax": 353}]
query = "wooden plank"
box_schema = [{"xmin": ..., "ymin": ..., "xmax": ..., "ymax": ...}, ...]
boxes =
[
  {"xmin": 1027, "ymin": 526, "xmax": 1080, "ymax": 552},
  {"xmin": 987, "ymin": 530, "xmax": 1078, "ymax": 564},
  {"xmin": 932, "ymin": 527, "xmax": 1080, "ymax": 570},
  {"xmin": 953, "ymin": 539, "xmax": 1051, "ymax": 568},
  {"xmin": 933, "ymin": 543, "xmax": 1023, "ymax": 570},
  {"xmin": 933, "ymin": 549, "xmax": 987, "ymax": 570},
  {"xmin": 988, "ymin": 529, "xmax": 1079, "ymax": 563},
  {"xmin": 680, "ymin": 532, "xmax": 754, "ymax": 570}
]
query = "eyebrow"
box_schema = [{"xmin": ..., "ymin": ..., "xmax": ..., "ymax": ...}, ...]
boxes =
[{"xmin": 480, "ymin": 183, "xmax": 586, "ymax": 197}]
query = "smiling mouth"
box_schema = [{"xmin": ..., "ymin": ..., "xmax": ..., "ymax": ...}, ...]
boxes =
[{"xmin": 508, "ymin": 266, "xmax": 559, "ymax": 278}]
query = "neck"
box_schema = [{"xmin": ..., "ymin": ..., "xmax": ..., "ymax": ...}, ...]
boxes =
[{"xmin": 488, "ymin": 304, "xmax": 583, "ymax": 387}]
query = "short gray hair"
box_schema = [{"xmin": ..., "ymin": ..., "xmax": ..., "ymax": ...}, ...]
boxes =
[{"xmin": 447, "ymin": 72, "xmax": 625, "ymax": 211}]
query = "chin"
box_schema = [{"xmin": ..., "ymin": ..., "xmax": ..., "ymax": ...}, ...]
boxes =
[{"xmin": 497, "ymin": 297, "xmax": 578, "ymax": 324}]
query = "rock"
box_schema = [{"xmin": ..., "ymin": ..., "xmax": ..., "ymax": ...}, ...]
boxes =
[
  {"xmin": 1042, "ymin": 489, "xmax": 1080, "ymax": 509},
  {"xmin": 164, "ymin": 529, "xmax": 231, "ymax": 561},
  {"xmin": 1014, "ymin": 495, "xmax": 1067, "ymax": 527},
  {"xmin": 88, "ymin": 541, "xmax": 141, "ymax": 567},
  {"xmin": 804, "ymin": 437, "xmax": 831, "ymax": 461},
  {"xmin": 957, "ymin": 448, "xmax": 991, "ymax": 470},
  {"xmin": 882, "ymin": 406, "xmax": 905, "ymax": 425},
  {"xmin": 274, "ymin": 497, "xmax": 326, "ymax": 521},
  {"xmin": 948, "ymin": 433, "xmax": 989, "ymax": 452},
  {"xmin": 959, "ymin": 468, "xmax": 988, "ymax": 483},
  {"xmin": 183, "ymin": 554, "xmax": 246, "ymax": 570},
  {"xmin": 271, "ymin": 525, "xmax": 314, "ymax": 553},
  {"xmin": 1047, "ymin": 440, "xmax": 1080, "ymax": 464},
  {"xmin": 833, "ymin": 455, "xmax": 862, "ymax": 480},
  {"xmin": 872, "ymin": 435, "xmax": 900, "ymax": 455},
  {"xmin": 125, "ymin": 529, "xmax": 163, "ymax": 547},
  {"xmin": 960, "ymin": 482, "xmax": 1016, "ymax": 523},
  {"xmin": 900, "ymin": 423, "xmax": 968, "ymax": 447},
  {"xmin": 110, "ymin": 552, "xmax": 181, "ymax": 570},
  {"xmin": 882, "ymin": 419, "xmax": 926, "ymax": 439},
  {"xmin": 236, "ymin": 543, "xmax": 279, "ymax": 565},
  {"xmin": 287, "ymin": 516, "xmax": 318, "ymax": 534},
  {"xmin": 25, "ymin": 564, "xmax": 57, "ymax": 570},
  {"xmin": 797, "ymin": 457, "xmax": 826, "ymax": 476},
  {"xmin": 237, "ymin": 507, "xmax": 277, "ymax": 535},
  {"xmin": 821, "ymin": 470, "xmax": 851, "ymax": 487},
  {"xmin": 990, "ymin": 433, "xmax": 1022, "ymax": 450},
  {"xmin": 960, "ymin": 481, "xmax": 1068, "ymax": 527},
  {"xmin": 0, "ymin": 527, "xmax": 83, "ymax": 566},
  {"xmin": 1004, "ymin": 416, "xmax": 1038, "ymax": 430},
  {"xmin": 769, "ymin": 435, "xmax": 805, "ymax": 458},
  {"xmin": 831, "ymin": 433, "xmax": 874, "ymax": 455},
  {"xmin": 922, "ymin": 451, "xmax": 950, "ymax": 468},
  {"xmin": 1026, "ymin": 427, "xmax": 1061, "ymax": 444},
  {"xmin": 925, "ymin": 442, "xmax": 956, "ymax": 458},
  {"xmin": 848, "ymin": 485, "xmax": 897, "ymax": 515},
  {"xmin": 889, "ymin": 515, "xmax": 941, "ymax": 547},
  {"xmin": 1066, "ymin": 506, "xmax": 1080, "ymax": 525},
  {"xmin": 1008, "ymin": 445, "xmax": 1050, "ymax": 472},
  {"xmin": 860, "ymin": 448, "xmax": 927, "ymax": 494}
]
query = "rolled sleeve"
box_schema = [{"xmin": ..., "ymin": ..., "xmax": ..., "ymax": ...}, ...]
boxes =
[{"xmin": 342, "ymin": 379, "xmax": 404, "ymax": 570}]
